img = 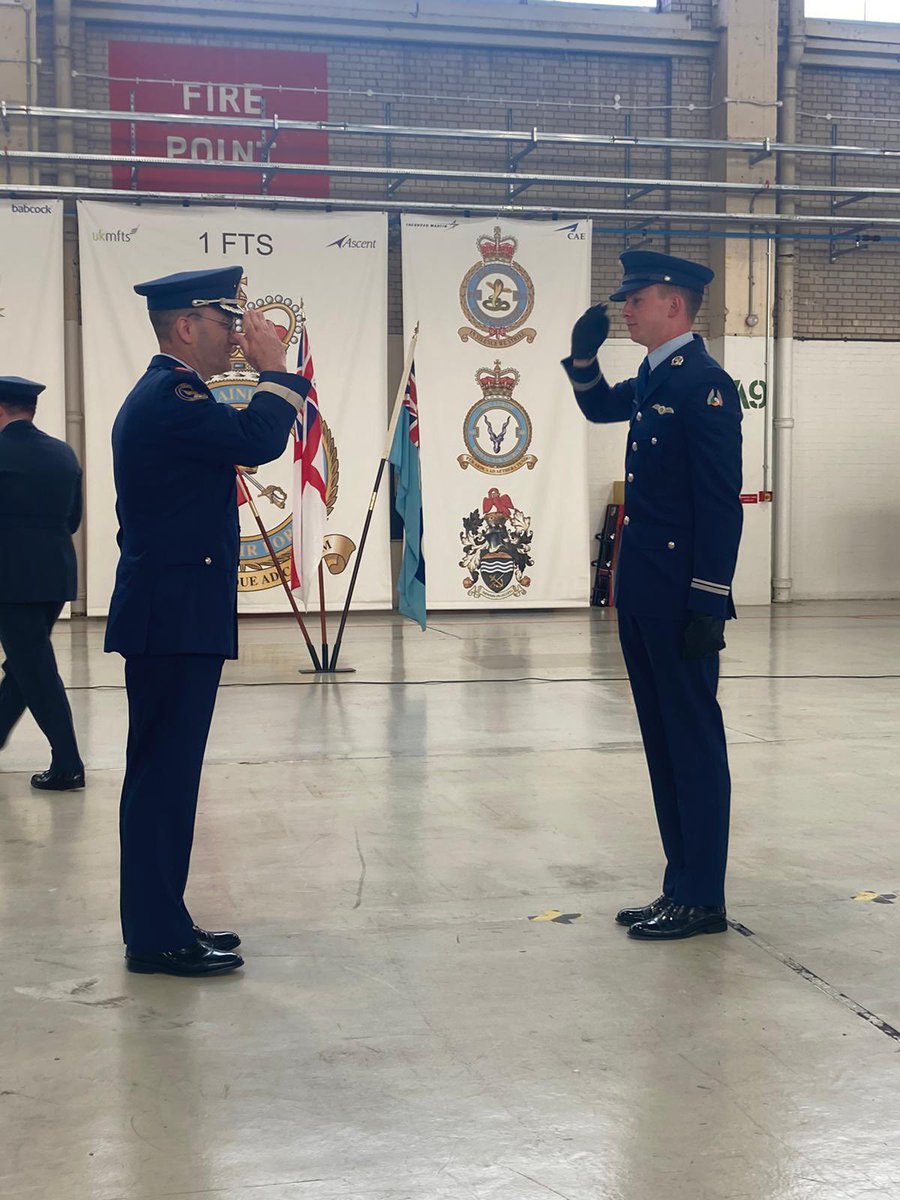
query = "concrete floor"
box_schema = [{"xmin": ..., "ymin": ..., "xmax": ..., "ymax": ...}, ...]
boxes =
[{"xmin": 1, "ymin": 601, "xmax": 899, "ymax": 1200}]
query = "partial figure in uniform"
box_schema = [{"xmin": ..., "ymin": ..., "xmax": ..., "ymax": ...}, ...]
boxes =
[
  {"xmin": 0, "ymin": 377, "xmax": 84, "ymax": 791},
  {"xmin": 107, "ymin": 267, "xmax": 310, "ymax": 977},
  {"xmin": 562, "ymin": 251, "xmax": 743, "ymax": 941}
]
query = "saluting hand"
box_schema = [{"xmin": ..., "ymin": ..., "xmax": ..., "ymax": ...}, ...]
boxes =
[
  {"xmin": 236, "ymin": 307, "xmax": 288, "ymax": 375},
  {"xmin": 571, "ymin": 303, "xmax": 610, "ymax": 362}
]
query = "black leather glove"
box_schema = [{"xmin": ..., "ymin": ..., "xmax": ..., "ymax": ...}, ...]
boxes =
[
  {"xmin": 682, "ymin": 613, "xmax": 726, "ymax": 661},
  {"xmin": 570, "ymin": 304, "xmax": 610, "ymax": 360}
]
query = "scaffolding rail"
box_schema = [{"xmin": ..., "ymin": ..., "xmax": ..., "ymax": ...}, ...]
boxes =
[
  {"xmin": 2, "ymin": 101, "xmax": 899, "ymax": 232},
  {"xmin": 5, "ymin": 102, "xmax": 900, "ymax": 162}
]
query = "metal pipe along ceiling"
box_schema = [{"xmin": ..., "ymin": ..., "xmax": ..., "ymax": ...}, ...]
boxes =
[
  {"xmin": 5, "ymin": 102, "xmax": 900, "ymax": 160},
  {"xmin": 0, "ymin": 183, "xmax": 897, "ymax": 231},
  {"xmin": 2, "ymin": 147, "xmax": 900, "ymax": 204}
]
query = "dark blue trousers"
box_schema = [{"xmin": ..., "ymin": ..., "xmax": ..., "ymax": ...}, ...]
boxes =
[
  {"xmin": 618, "ymin": 612, "xmax": 731, "ymax": 908},
  {"xmin": 0, "ymin": 601, "xmax": 82, "ymax": 772},
  {"xmin": 119, "ymin": 654, "xmax": 224, "ymax": 952}
]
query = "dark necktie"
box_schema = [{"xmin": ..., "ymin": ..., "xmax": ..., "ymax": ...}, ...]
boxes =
[{"xmin": 634, "ymin": 357, "xmax": 651, "ymax": 406}]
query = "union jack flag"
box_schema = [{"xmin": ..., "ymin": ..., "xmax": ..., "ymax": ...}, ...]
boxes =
[
  {"xmin": 290, "ymin": 320, "xmax": 327, "ymax": 602},
  {"xmin": 403, "ymin": 368, "xmax": 420, "ymax": 447}
]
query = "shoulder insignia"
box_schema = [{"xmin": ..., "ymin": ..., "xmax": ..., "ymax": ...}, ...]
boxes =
[
  {"xmin": 706, "ymin": 389, "xmax": 724, "ymax": 408},
  {"xmin": 175, "ymin": 382, "xmax": 209, "ymax": 402},
  {"xmin": 671, "ymin": 355, "xmax": 684, "ymax": 367},
  {"xmin": 652, "ymin": 403, "xmax": 675, "ymax": 415}
]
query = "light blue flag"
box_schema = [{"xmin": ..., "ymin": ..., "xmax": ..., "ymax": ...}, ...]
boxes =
[{"xmin": 388, "ymin": 364, "xmax": 426, "ymax": 630}]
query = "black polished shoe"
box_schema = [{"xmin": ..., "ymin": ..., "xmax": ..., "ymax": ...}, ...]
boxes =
[
  {"xmin": 193, "ymin": 924, "xmax": 241, "ymax": 951},
  {"xmin": 628, "ymin": 904, "xmax": 727, "ymax": 941},
  {"xmin": 30, "ymin": 769, "xmax": 85, "ymax": 792},
  {"xmin": 125, "ymin": 940, "xmax": 244, "ymax": 976},
  {"xmin": 615, "ymin": 894, "xmax": 673, "ymax": 927}
]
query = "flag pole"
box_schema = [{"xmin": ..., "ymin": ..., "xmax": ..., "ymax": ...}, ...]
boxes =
[
  {"xmin": 329, "ymin": 322, "xmax": 420, "ymax": 671},
  {"xmin": 317, "ymin": 561, "xmax": 329, "ymax": 671},
  {"xmin": 236, "ymin": 471, "xmax": 322, "ymax": 671},
  {"xmin": 299, "ymin": 299, "xmax": 330, "ymax": 672}
]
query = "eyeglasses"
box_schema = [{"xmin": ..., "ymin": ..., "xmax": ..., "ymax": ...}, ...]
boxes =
[{"xmin": 192, "ymin": 313, "xmax": 239, "ymax": 333}]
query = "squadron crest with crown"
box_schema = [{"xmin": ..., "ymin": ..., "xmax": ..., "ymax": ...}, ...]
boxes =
[
  {"xmin": 458, "ymin": 360, "xmax": 537, "ymax": 475},
  {"xmin": 458, "ymin": 227, "xmax": 537, "ymax": 349}
]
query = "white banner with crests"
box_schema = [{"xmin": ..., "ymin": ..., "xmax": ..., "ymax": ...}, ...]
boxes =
[
  {"xmin": 0, "ymin": 200, "xmax": 66, "ymax": 440},
  {"xmin": 402, "ymin": 216, "xmax": 592, "ymax": 608},
  {"xmin": 78, "ymin": 201, "xmax": 390, "ymax": 616}
]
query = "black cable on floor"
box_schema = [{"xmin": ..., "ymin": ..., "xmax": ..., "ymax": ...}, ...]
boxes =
[
  {"xmin": 67, "ymin": 671, "xmax": 900, "ymax": 692},
  {"xmin": 221, "ymin": 672, "xmax": 900, "ymax": 685}
]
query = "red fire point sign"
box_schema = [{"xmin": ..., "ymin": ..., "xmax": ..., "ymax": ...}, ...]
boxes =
[{"xmin": 108, "ymin": 42, "xmax": 329, "ymax": 197}]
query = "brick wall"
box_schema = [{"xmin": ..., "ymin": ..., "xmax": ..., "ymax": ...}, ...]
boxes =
[
  {"xmin": 31, "ymin": 0, "xmax": 900, "ymax": 341},
  {"xmin": 659, "ymin": 0, "xmax": 714, "ymax": 31},
  {"xmin": 795, "ymin": 66, "xmax": 900, "ymax": 340},
  {"xmin": 42, "ymin": 14, "xmax": 714, "ymax": 336}
]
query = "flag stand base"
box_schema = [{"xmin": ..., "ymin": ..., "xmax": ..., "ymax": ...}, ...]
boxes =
[{"xmin": 299, "ymin": 666, "xmax": 357, "ymax": 675}]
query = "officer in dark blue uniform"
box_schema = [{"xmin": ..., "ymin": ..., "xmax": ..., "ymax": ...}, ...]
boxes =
[
  {"xmin": 0, "ymin": 377, "xmax": 84, "ymax": 790},
  {"xmin": 107, "ymin": 266, "xmax": 310, "ymax": 976},
  {"xmin": 563, "ymin": 251, "xmax": 743, "ymax": 941}
]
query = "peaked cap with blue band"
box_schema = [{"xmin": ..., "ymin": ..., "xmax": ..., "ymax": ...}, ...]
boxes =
[
  {"xmin": 0, "ymin": 376, "xmax": 45, "ymax": 405},
  {"xmin": 609, "ymin": 250, "xmax": 714, "ymax": 302},
  {"xmin": 134, "ymin": 266, "xmax": 244, "ymax": 314}
]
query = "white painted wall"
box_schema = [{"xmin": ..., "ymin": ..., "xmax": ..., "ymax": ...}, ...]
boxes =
[
  {"xmin": 792, "ymin": 340, "xmax": 900, "ymax": 600},
  {"xmin": 585, "ymin": 338, "xmax": 900, "ymax": 604},
  {"xmin": 583, "ymin": 337, "xmax": 644, "ymax": 539},
  {"xmin": 583, "ymin": 337, "xmax": 773, "ymax": 608}
]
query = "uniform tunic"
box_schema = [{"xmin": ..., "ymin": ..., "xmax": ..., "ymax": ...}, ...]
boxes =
[
  {"xmin": 107, "ymin": 355, "xmax": 309, "ymax": 951},
  {"xmin": 0, "ymin": 420, "xmax": 83, "ymax": 771},
  {"xmin": 563, "ymin": 333, "xmax": 743, "ymax": 907}
]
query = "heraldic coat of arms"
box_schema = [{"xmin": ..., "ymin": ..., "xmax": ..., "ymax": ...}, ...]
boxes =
[{"xmin": 459, "ymin": 488, "xmax": 534, "ymax": 599}]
